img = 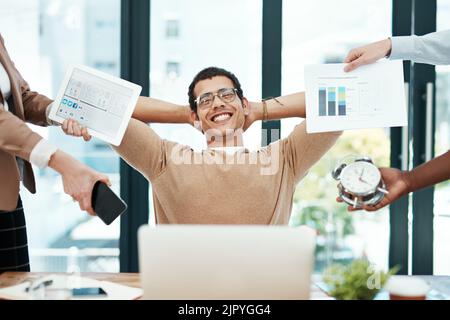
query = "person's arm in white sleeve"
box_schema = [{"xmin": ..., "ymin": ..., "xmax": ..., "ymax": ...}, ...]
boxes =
[
  {"xmin": 344, "ymin": 29, "xmax": 450, "ymax": 72},
  {"xmin": 390, "ymin": 29, "xmax": 450, "ymax": 65}
]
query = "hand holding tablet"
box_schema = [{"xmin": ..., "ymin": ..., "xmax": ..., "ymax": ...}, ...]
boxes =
[{"xmin": 49, "ymin": 65, "xmax": 142, "ymax": 146}]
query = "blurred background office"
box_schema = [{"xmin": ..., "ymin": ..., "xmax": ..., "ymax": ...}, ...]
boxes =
[{"xmin": 0, "ymin": 0, "xmax": 448, "ymax": 276}]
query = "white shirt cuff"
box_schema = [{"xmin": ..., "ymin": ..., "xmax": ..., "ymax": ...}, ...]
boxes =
[
  {"xmin": 389, "ymin": 36, "xmax": 415, "ymax": 61},
  {"xmin": 30, "ymin": 139, "xmax": 58, "ymax": 169},
  {"xmin": 45, "ymin": 102, "xmax": 59, "ymax": 126}
]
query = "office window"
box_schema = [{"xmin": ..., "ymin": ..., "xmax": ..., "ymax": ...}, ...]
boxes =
[
  {"xmin": 149, "ymin": 0, "xmax": 262, "ymax": 223},
  {"xmin": 94, "ymin": 61, "xmax": 117, "ymax": 70},
  {"xmin": 433, "ymin": 0, "xmax": 450, "ymax": 275},
  {"xmin": 166, "ymin": 61, "xmax": 180, "ymax": 79},
  {"xmin": 0, "ymin": 0, "xmax": 121, "ymax": 272},
  {"xmin": 151, "ymin": 0, "xmax": 262, "ymax": 146},
  {"xmin": 282, "ymin": 0, "xmax": 392, "ymax": 272},
  {"xmin": 165, "ymin": 19, "xmax": 180, "ymax": 38}
]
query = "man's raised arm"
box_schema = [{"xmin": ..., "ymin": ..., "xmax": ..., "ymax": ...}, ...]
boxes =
[
  {"xmin": 61, "ymin": 96, "xmax": 194, "ymax": 141},
  {"xmin": 133, "ymin": 96, "xmax": 192, "ymax": 124}
]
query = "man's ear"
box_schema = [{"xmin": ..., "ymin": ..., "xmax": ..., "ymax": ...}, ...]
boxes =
[
  {"xmin": 242, "ymin": 97, "xmax": 250, "ymax": 115},
  {"xmin": 190, "ymin": 111, "xmax": 202, "ymax": 132},
  {"xmin": 189, "ymin": 111, "xmax": 198, "ymax": 123}
]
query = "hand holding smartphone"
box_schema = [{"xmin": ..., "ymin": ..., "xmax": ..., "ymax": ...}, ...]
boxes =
[{"xmin": 91, "ymin": 181, "xmax": 127, "ymax": 225}]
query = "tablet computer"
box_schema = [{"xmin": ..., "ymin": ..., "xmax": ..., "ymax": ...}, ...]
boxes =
[{"xmin": 49, "ymin": 65, "xmax": 142, "ymax": 146}]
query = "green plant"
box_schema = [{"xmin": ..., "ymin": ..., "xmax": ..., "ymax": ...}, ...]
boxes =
[{"xmin": 322, "ymin": 259, "xmax": 399, "ymax": 300}]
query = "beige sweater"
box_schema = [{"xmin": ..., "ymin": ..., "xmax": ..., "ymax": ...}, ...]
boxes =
[{"xmin": 114, "ymin": 119, "xmax": 340, "ymax": 225}]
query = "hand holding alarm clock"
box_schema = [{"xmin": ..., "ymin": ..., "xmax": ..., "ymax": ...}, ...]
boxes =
[{"xmin": 333, "ymin": 156, "xmax": 390, "ymax": 210}]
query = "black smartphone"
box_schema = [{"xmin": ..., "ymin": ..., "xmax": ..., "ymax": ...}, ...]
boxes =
[
  {"xmin": 91, "ymin": 181, "xmax": 127, "ymax": 225},
  {"xmin": 72, "ymin": 287, "xmax": 107, "ymax": 297}
]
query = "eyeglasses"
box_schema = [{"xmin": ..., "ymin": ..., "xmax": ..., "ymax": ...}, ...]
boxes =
[{"xmin": 195, "ymin": 88, "xmax": 238, "ymax": 110}]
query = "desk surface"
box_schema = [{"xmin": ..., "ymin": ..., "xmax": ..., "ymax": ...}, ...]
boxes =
[
  {"xmin": 0, "ymin": 272, "xmax": 141, "ymax": 289},
  {"xmin": 2, "ymin": 272, "xmax": 449, "ymax": 300},
  {"xmin": 0, "ymin": 272, "xmax": 331, "ymax": 300}
]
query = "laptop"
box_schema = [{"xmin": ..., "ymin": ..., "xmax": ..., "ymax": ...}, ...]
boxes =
[{"xmin": 138, "ymin": 225, "xmax": 316, "ymax": 300}]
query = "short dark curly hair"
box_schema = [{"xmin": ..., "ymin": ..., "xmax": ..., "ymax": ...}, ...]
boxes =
[{"xmin": 188, "ymin": 67, "xmax": 244, "ymax": 113}]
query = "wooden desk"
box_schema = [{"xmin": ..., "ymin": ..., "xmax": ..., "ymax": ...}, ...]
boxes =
[
  {"xmin": 2, "ymin": 272, "xmax": 449, "ymax": 300},
  {"xmin": 0, "ymin": 272, "xmax": 141, "ymax": 289},
  {"xmin": 0, "ymin": 272, "xmax": 331, "ymax": 300}
]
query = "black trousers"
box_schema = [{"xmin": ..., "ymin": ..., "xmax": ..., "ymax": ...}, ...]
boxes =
[{"xmin": 0, "ymin": 197, "xmax": 30, "ymax": 273}]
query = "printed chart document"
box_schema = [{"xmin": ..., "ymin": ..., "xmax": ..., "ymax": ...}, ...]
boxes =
[{"xmin": 304, "ymin": 60, "xmax": 407, "ymax": 133}]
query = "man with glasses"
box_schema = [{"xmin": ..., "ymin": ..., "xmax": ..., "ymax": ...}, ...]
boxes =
[{"xmin": 65, "ymin": 67, "xmax": 341, "ymax": 224}]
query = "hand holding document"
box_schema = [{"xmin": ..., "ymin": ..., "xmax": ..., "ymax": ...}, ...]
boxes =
[{"xmin": 304, "ymin": 60, "xmax": 407, "ymax": 133}]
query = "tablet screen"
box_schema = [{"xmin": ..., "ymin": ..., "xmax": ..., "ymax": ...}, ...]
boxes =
[{"xmin": 51, "ymin": 65, "xmax": 142, "ymax": 145}]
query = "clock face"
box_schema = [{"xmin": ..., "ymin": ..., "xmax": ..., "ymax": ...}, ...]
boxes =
[{"xmin": 340, "ymin": 161, "xmax": 381, "ymax": 195}]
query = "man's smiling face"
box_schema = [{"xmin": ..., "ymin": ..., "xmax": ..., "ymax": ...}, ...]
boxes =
[{"xmin": 193, "ymin": 76, "xmax": 248, "ymax": 136}]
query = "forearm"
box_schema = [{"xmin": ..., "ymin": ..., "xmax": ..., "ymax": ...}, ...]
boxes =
[
  {"xmin": 253, "ymin": 92, "xmax": 306, "ymax": 121},
  {"xmin": 48, "ymin": 150, "xmax": 84, "ymax": 175},
  {"xmin": 133, "ymin": 96, "xmax": 191, "ymax": 124},
  {"xmin": 22, "ymin": 92, "xmax": 53, "ymax": 126},
  {"xmin": 405, "ymin": 150, "xmax": 450, "ymax": 192},
  {"xmin": 390, "ymin": 30, "xmax": 450, "ymax": 65},
  {"xmin": 18, "ymin": 75, "xmax": 53, "ymax": 126},
  {"xmin": 0, "ymin": 108, "xmax": 43, "ymax": 160}
]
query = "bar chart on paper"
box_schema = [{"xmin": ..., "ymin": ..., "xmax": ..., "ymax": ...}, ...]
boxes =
[
  {"xmin": 305, "ymin": 61, "xmax": 407, "ymax": 133},
  {"xmin": 317, "ymin": 81, "xmax": 379, "ymax": 118},
  {"xmin": 319, "ymin": 86, "xmax": 348, "ymax": 116}
]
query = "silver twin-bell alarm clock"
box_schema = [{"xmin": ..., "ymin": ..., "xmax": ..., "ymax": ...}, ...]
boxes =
[{"xmin": 332, "ymin": 156, "xmax": 389, "ymax": 209}]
